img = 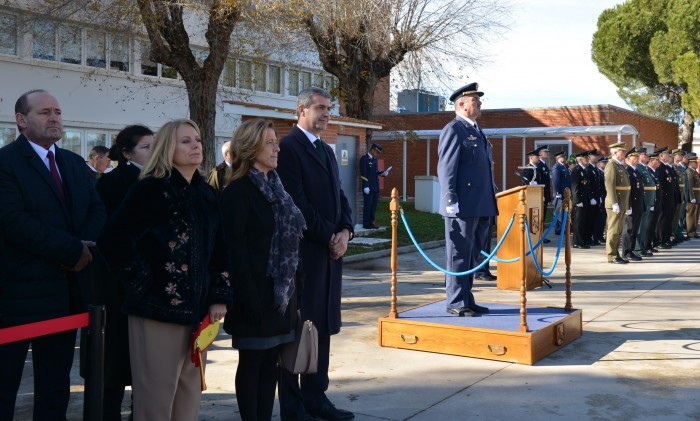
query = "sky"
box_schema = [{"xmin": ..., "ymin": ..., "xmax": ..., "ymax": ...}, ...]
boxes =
[{"xmin": 452, "ymin": 0, "xmax": 627, "ymax": 110}]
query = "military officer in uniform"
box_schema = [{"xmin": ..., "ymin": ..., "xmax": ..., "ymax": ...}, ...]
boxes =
[
  {"xmin": 686, "ymin": 153, "xmax": 700, "ymax": 239},
  {"xmin": 657, "ymin": 146, "xmax": 678, "ymax": 248},
  {"xmin": 359, "ymin": 143, "xmax": 390, "ymax": 229},
  {"xmin": 645, "ymin": 151, "xmax": 663, "ymax": 253},
  {"xmin": 550, "ymin": 150, "xmax": 571, "ymax": 235},
  {"xmin": 672, "ymin": 150, "xmax": 690, "ymax": 241},
  {"xmin": 634, "ymin": 147, "xmax": 657, "ymax": 257},
  {"xmin": 586, "ymin": 150, "xmax": 602, "ymax": 246},
  {"xmin": 604, "ymin": 142, "xmax": 631, "ymax": 264},
  {"xmin": 592, "ymin": 155, "xmax": 608, "ymax": 245},
  {"xmin": 536, "ymin": 146, "xmax": 552, "ymax": 241},
  {"xmin": 521, "ymin": 148, "xmax": 544, "ymax": 186},
  {"xmin": 570, "ymin": 151, "xmax": 592, "ymax": 248},
  {"xmin": 438, "ymin": 82, "xmax": 497, "ymax": 317},
  {"xmin": 621, "ymin": 147, "xmax": 645, "ymax": 261}
]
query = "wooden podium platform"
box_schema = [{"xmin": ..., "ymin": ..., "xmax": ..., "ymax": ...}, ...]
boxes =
[
  {"xmin": 378, "ymin": 301, "xmax": 582, "ymax": 365},
  {"xmin": 378, "ymin": 188, "xmax": 580, "ymax": 365}
]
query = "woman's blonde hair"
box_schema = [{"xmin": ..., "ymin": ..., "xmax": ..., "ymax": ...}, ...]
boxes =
[
  {"xmin": 228, "ymin": 119, "xmax": 276, "ymax": 183},
  {"xmin": 141, "ymin": 119, "xmax": 201, "ymax": 179}
]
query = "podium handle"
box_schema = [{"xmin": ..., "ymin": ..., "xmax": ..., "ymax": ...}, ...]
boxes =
[
  {"xmin": 488, "ymin": 345, "xmax": 507, "ymax": 356},
  {"xmin": 400, "ymin": 334, "xmax": 418, "ymax": 345}
]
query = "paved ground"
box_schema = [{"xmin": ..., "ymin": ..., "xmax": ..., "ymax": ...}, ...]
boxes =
[{"xmin": 13, "ymin": 234, "xmax": 700, "ymax": 420}]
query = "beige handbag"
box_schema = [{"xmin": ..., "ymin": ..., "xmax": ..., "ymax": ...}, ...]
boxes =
[{"xmin": 280, "ymin": 311, "xmax": 318, "ymax": 374}]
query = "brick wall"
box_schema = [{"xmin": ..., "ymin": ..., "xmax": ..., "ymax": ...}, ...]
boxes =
[{"xmin": 372, "ymin": 105, "xmax": 679, "ymax": 197}]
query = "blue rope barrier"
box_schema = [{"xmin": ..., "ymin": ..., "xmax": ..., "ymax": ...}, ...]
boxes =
[
  {"xmin": 524, "ymin": 209, "xmax": 569, "ymax": 277},
  {"xmin": 481, "ymin": 208, "xmax": 562, "ymax": 263},
  {"xmin": 399, "ymin": 210, "xmax": 517, "ymax": 276}
]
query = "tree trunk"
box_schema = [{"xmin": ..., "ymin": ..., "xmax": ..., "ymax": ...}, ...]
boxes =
[
  {"xmin": 184, "ymin": 73, "xmax": 219, "ymax": 172},
  {"xmin": 680, "ymin": 110, "xmax": 695, "ymax": 152}
]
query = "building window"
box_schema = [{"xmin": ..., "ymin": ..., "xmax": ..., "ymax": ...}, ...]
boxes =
[
  {"xmin": 288, "ymin": 69, "xmax": 299, "ymax": 96},
  {"xmin": 161, "ymin": 64, "xmax": 178, "ymax": 79},
  {"xmin": 33, "ymin": 19, "xmax": 56, "ymax": 61},
  {"xmin": 140, "ymin": 41, "xmax": 157, "ymax": 76},
  {"xmin": 87, "ymin": 132, "xmax": 108, "ymax": 152},
  {"xmin": 0, "ymin": 13, "xmax": 17, "ymax": 56},
  {"xmin": 110, "ymin": 35, "xmax": 130, "ymax": 72},
  {"xmin": 254, "ymin": 62, "xmax": 267, "ymax": 92},
  {"xmin": 0, "ymin": 127, "xmax": 16, "ymax": 147},
  {"xmin": 268, "ymin": 65, "xmax": 281, "ymax": 94},
  {"xmin": 61, "ymin": 131, "xmax": 82, "ymax": 156},
  {"xmin": 86, "ymin": 31, "xmax": 106, "ymax": 68},
  {"xmin": 222, "ymin": 58, "xmax": 236, "ymax": 87},
  {"xmin": 59, "ymin": 24, "xmax": 82, "ymax": 65},
  {"xmin": 239, "ymin": 60, "xmax": 252, "ymax": 90},
  {"xmin": 300, "ymin": 71, "xmax": 311, "ymax": 91}
]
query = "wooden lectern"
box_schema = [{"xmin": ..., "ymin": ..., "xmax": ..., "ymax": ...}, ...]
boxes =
[{"xmin": 495, "ymin": 185, "xmax": 543, "ymax": 290}]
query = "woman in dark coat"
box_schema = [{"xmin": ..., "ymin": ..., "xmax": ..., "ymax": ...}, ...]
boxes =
[
  {"xmin": 221, "ymin": 119, "xmax": 305, "ymax": 421},
  {"xmin": 98, "ymin": 119, "xmax": 232, "ymax": 421},
  {"xmin": 94, "ymin": 124, "xmax": 153, "ymax": 420}
]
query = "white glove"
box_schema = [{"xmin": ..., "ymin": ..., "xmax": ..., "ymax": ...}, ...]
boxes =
[
  {"xmin": 650, "ymin": 206, "xmax": 655, "ymax": 211},
  {"xmin": 555, "ymin": 194, "xmax": 562, "ymax": 199},
  {"xmin": 381, "ymin": 168, "xmax": 391, "ymax": 176},
  {"xmin": 590, "ymin": 198, "xmax": 597, "ymax": 205},
  {"xmin": 446, "ymin": 203, "xmax": 460, "ymax": 215},
  {"xmin": 693, "ymin": 199, "xmax": 697, "ymax": 204},
  {"xmin": 363, "ymin": 187, "xmax": 370, "ymax": 194},
  {"xmin": 529, "ymin": 181, "xmax": 537, "ymax": 185},
  {"xmin": 625, "ymin": 208, "xmax": 632, "ymax": 216},
  {"xmin": 575, "ymin": 202, "xmax": 583, "ymax": 208},
  {"xmin": 612, "ymin": 203, "xmax": 620, "ymax": 214}
]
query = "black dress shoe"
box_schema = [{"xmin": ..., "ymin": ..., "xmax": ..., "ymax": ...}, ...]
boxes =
[
  {"xmin": 609, "ymin": 257, "xmax": 628, "ymax": 264},
  {"xmin": 572, "ymin": 244, "xmax": 590, "ymax": 249},
  {"xmin": 474, "ymin": 273, "xmax": 497, "ymax": 281},
  {"xmin": 658, "ymin": 243, "xmax": 672, "ymax": 249},
  {"xmin": 446, "ymin": 307, "xmax": 475, "ymax": 317},
  {"xmin": 542, "ymin": 238, "xmax": 551, "ymax": 244},
  {"xmin": 650, "ymin": 248, "xmax": 660, "ymax": 253},
  {"xmin": 468, "ymin": 303, "xmax": 490, "ymax": 313},
  {"xmin": 308, "ymin": 403, "xmax": 355, "ymax": 421},
  {"xmin": 641, "ymin": 251, "xmax": 654, "ymax": 257},
  {"xmin": 625, "ymin": 253, "xmax": 642, "ymax": 261}
]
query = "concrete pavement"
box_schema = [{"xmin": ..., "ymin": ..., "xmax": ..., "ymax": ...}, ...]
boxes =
[{"xmin": 13, "ymin": 235, "xmax": 700, "ymax": 420}]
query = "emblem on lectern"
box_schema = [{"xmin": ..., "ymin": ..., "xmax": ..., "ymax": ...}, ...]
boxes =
[{"xmin": 530, "ymin": 208, "xmax": 540, "ymax": 235}]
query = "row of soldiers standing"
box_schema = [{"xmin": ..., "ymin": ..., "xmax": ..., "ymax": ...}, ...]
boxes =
[{"xmin": 523, "ymin": 143, "xmax": 700, "ymax": 264}]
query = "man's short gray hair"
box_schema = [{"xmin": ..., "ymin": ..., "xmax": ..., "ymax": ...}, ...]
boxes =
[
  {"xmin": 297, "ymin": 87, "xmax": 331, "ymax": 109},
  {"xmin": 221, "ymin": 140, "xmax": 231, "ymax": 157}
]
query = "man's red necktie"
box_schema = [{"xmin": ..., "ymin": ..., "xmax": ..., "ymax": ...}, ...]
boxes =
[{"xmin": 47, "ymin": 150, "xmax": 65, "ymax": 199}]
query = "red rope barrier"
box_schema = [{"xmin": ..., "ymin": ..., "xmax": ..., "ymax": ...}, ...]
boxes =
[{"xmin": 0, "ymin": 313, "xmax": 89, "ymax": 345}]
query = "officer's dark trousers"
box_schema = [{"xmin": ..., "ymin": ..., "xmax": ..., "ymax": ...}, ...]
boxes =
[
  {"xmin": 621, "ymin": 210, "xmax": 643, "ymax": 256},
  {"xmin": 362, "ymin": 191, "xmax": 378, "ymax": 228},
  {"xmin": 445, "ymin": 216, "xmax": 490, "ymax": 309}
]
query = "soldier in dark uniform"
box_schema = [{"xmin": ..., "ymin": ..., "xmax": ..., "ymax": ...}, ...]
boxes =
[
  {"xmin": 655, "ymin": 146, "xmax": 676, "ymax": 249},
  {"xmin": 592, "ymin": 156, "xmax": 608, "ymax": 244},
  {"xmin": 621, "ymin": 147, "xmax": 645, "ymax": 261},
  {"xmin": 359, "ymin": 143, "xmax": 390, "ymax": 229},
  {"xmin": 635, "ymin": 148, "xmax": 657, "ymax": 257},
  {"xmin": 686, "ymin": 153, "xmax": 700, "ymax": 239},
  {"xmin": 586, "ymin": 150, "xmax": 602, "ymax": 246},
  {"xmin": 521, "ymin": 148, "xmax": 544, "ymax": 186},
  {"xmin": 672, "ymin": 150, "xmax": 689, "ymax": 242},
  {"xmin": 550, "ymin": 150, "xmax": 571, "ymax": 235},
  {"xmin": 645, "ymin": 152, "xmax": 663, "ymax": 253},
  {"xmin": 537, "ymin": 146, "xmax": 552, "ymax": 241},
  {"xmin": 570, "ymin": 151, "xmax": 592, "ymax": 248}
]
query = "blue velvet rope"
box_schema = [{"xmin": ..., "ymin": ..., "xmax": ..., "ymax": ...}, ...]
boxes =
[
  {"xmin": 482, "ymin": 208, "xmax": 561, "ymax": 263},
  {"xmin": 524, "ymin": 209, "xmax": 569, "ymax": 277},
  {"xmin": 399, "ymin": 209, "xmax": 516, "ymax": 276}
]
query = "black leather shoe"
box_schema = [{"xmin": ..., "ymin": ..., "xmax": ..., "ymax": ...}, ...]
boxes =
[
  {"xmin": 609, "ymin": 257, "xmax": 628, "ymax": 264},
  {"xmin": 308, "ymin": 403, "xmax": 355, "ymax": 421},
  {"xmin": 468, "ymin": 304, "xmax": 490, "ymax": 313},
  {"xmin": 542, "ymin": 238, "xmax": 551, "ymax": 244},
  {"xmin": 658, "ymin": 243, "xmax": 672, "ymax": 249},
  {"xmin": 447, "ymin": 307, "xmax": 475, "ymax": 317},
  {"xmin": 572, "ymin": 244, "xmax": 590, "ymax": 249},
  {"xmin": 650, "ymin": 248, "xmax": 660, "ymax": 253},
  {"xmin": 474, "ymin": 273, "xmax": 497, "ymax": 281},
  {"xmin": 641, "ymin": 251, "xmax": 654, "ymax": 257},
  {"xmin": 282, "ymin": 412, "xmax": 320, "ymax": 421},
  {"xmin": 625, "ymin": 253, "xmax": 642, "ymax": 261}
]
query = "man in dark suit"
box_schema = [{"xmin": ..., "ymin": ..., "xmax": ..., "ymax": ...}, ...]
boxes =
[
  {"xmin": 570, "ymin": 151, "xmax": 592, "ymax": 248},
  {"xmin": 536, "ymin": 146, "xmax": 552, "ymax": 242},
  {"xmin": 551, "ymin": 150, "xmax": 571, "ymax": 235},
  {"xmin": 656, "ymin": 147, "xmax": 677, "ymax": 248},
  {"xmin": 277, "ymin": 87, "xmax": 355, "ymax": 421},
  {"xmin": 0, "ymin": 90, "xmax": 106, "ymax": 420},
  {"xmin": 206, "ymin": 140, "xmax": 231, "ymax": 194},
  {"xmin": 438, "ymin": 82, "xmax": 497, "ymax": 317},
  {"xmin": 359, "ymin": 143, "xmax": 390, "ymax": 229}
]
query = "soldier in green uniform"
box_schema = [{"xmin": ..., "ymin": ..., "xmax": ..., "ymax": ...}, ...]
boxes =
[
  {"xmin": 604, "ymin": 142, "xmax": 631, "ymax": 264},
  {"xmin": 686, "ymin": 153, "xmax": 700, "ymax": 239},
  {"xmin": 635, "ymin": 147, "xmax": 657, "ymax": 257}
]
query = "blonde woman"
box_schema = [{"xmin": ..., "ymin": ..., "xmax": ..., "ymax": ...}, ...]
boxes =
[
  {"xmin": 222, "ymin": 119, "xmax": 305, "ymax": 421},
  {"xmin": 98, "ymin": 119, "xmax": 231, "ymax": 421}
]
